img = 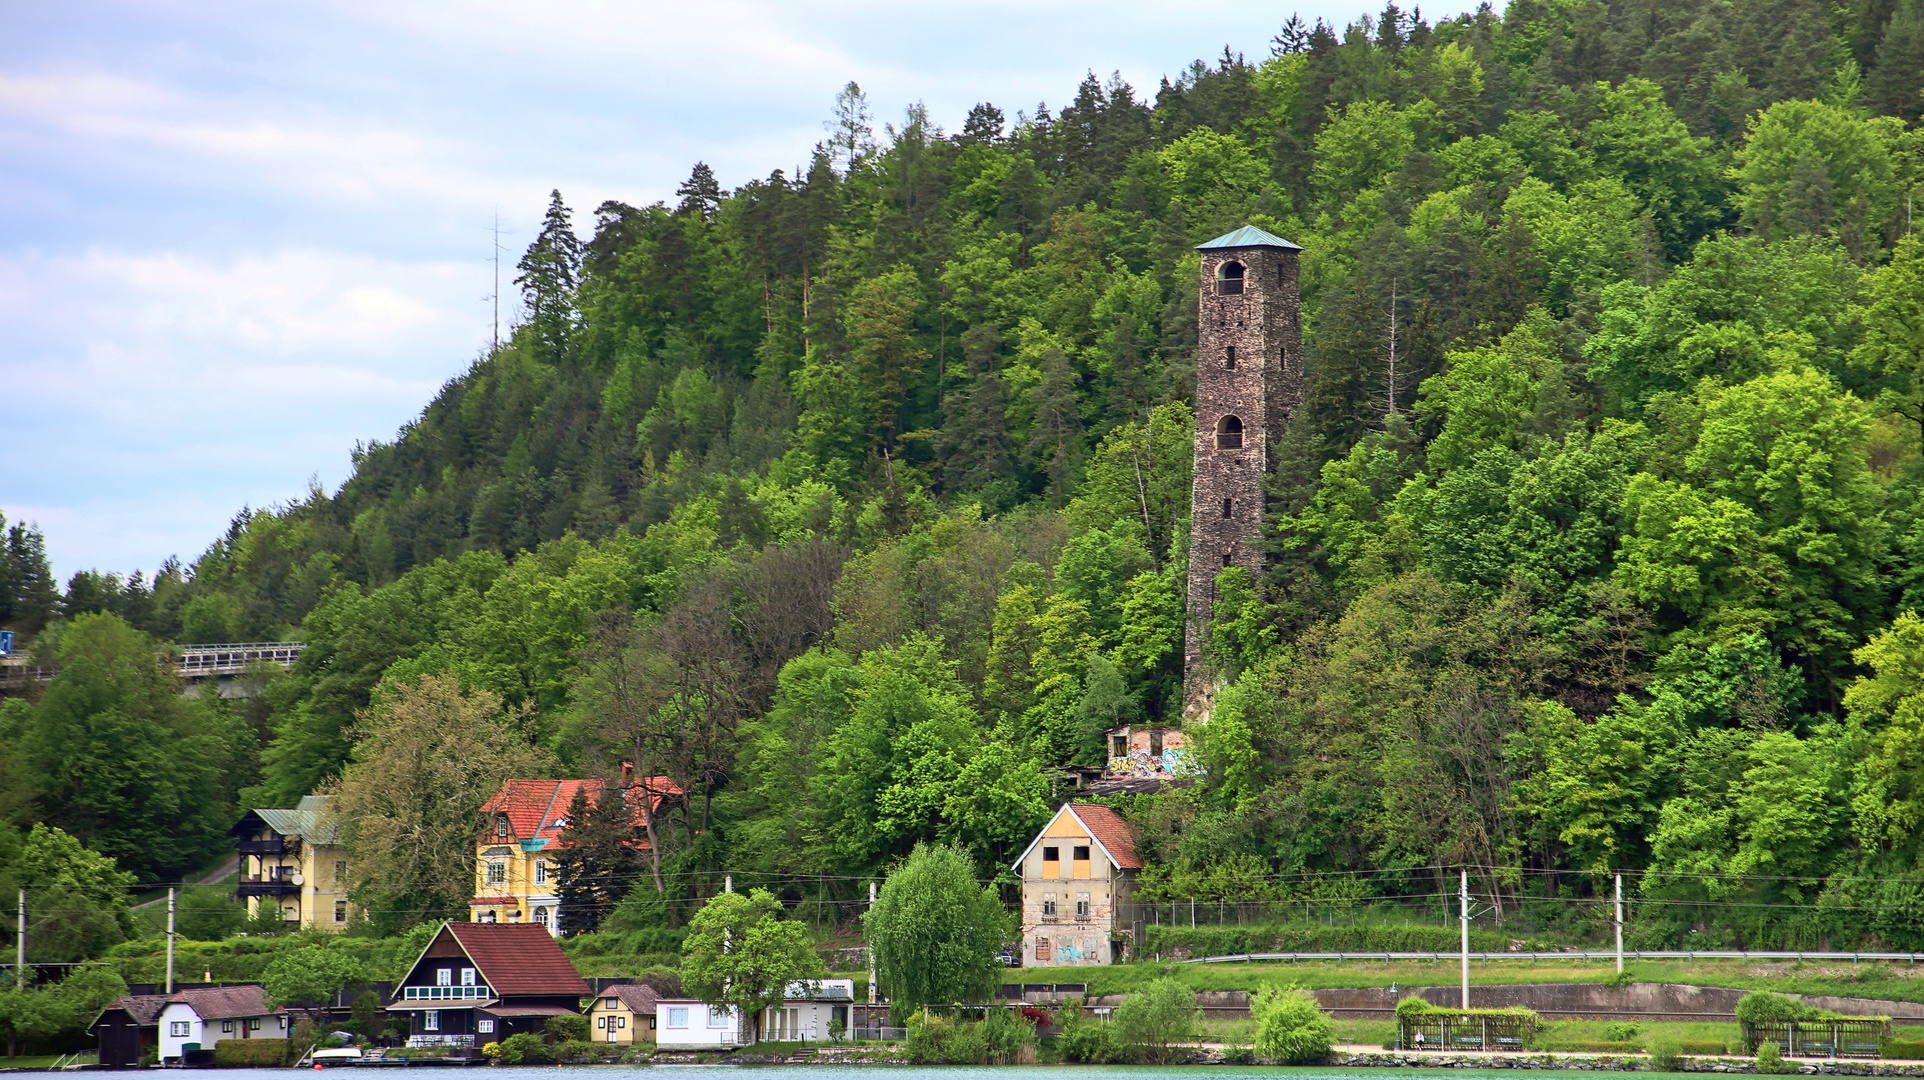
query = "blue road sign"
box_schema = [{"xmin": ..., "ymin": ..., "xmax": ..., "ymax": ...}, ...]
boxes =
[{"xmin": 0, "ymin": 630, "xmax": 11, "ymax": 656}]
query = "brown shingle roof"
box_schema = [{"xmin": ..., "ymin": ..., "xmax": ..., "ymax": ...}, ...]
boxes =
[
  {"xmin": 444, "ymin": 922, "xmax": 588, "ymax": 997},
  {"xmin": 170, "ymin": 985, "xmax": 281, "ymax": 1020},
  {"xmin": 1070, "ymin": 803, "xmax": 1143, "ymax": 869},
  {"xmin": 609, "ymin": 985, "xmax": 660, "ymax": 1014},
  {"xmin": 99, "ymin": 994, "xmax": 172, "ymax": 1027}
]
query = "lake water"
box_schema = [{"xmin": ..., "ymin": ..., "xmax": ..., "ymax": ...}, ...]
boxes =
[{"xmin": 0, "ymin": 1068, "xmax": 1621, "ymax": 1078}]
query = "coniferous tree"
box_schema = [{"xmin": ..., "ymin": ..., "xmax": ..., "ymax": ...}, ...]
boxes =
[
  {"xmin": 515, "ymin": 189, "xmax": 582, "ymax": 364},
  {"xmin": 553, "ymin": 784, "xmax": 641, "ymax": 937}
]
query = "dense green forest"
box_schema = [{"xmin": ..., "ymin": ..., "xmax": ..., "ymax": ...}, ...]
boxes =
[{"xmin": 9, "ymin": 0, "xmax": 1924, "ymax": 958}]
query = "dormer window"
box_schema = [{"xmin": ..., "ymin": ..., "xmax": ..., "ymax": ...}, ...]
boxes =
[
  {"xmin": 1215, "ymin": 415, "xmax": 1243, "ymax": 450},
  {"xmin": 496, "ymin": 814, "xmax": 509, "ymax": 838},
  {"xmin": 1216, "ymin": 261, "xmax": 1245, "ymax": 296}
]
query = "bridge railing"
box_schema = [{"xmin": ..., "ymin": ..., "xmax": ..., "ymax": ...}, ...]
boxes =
[{"xmin": 1, "ymin": 642, "xmax": 304, "ymax": 686}]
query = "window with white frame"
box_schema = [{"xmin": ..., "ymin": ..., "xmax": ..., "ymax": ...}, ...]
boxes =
[
  {"xmin": 597, "ymin": 1016, "xmax": 607, "ymax": 1029},
  {"xmin": 708, "ymin": 1007, "xmax": 731, "ymax": 1029},
  {"xmin": 1076, "ymin": 892, "xmax": 1090, "ymax": 918},
  {"xmin": 534, "ymin": 860, "xmax": 548, "ymax": 885},
  {"xmin": 422, "ymin": 1010, "xmax": 439, "ymax": 1032},
  {"xmin": 667, "ymin": 1007, "xmax": 689, "ymax": 1029},
  {"xmin": 485, "ymin": 861, "xmax": 506, "ymax": 885},
  {"xmin": 461, "ymin": 968, "xmax": 476, "ymax": 986},
  {"xmin": 170, "ymin": 1021, "xmax": 190, "ymax": 1037},
  {"xmin": 534, "ymin": 907, "xmax": 550, "ymax": 927},
  {"xmin": 437, "ymin": 968, "xmax": 452, "ymax": 986},
  {"xmin": 1042, "ymin": 893, "xmax": 1056, "ymax": 917},
  {"xmin": 478, "ymin": 1019, "xmax": 495, "ymax": 1034}
]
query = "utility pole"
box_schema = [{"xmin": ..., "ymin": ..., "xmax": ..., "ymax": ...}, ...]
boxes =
[
  {"xmin": 1459, "ymin": 870, "xmax": 1469, "ymax": 1010},
  {"xmin": 491, "ymin": 209, "xmax": 503, "ymax": 354},
  {"xmin": 867, "ymin": 882, "xmax": 878, "ymax": 1006},
  {"xmin": 15, "ymin": 889, "xmax": 23, "ymax": 990},
  {"xmin": 1614, "ymin": 874, "xmax": 1624, "ymax": 974},
  {"xmin": 166, "ymin": 887, "xmax": 177, "ymax": 994}
]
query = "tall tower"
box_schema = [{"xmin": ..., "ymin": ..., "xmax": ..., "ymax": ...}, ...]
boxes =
[{"xmin": 1183, "ymin": 224, "xmax": 1305, "ymax": 717}]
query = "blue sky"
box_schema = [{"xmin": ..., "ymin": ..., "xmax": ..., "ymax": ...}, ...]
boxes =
[{"xmin": 1, "ymin": 0, "xmax": 1467, "ymax": 584}]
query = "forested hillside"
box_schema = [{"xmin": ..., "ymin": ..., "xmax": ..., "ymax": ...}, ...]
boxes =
[{"xmin": 8, "ymin": 0, "xmax": 1924, "ymax": 954}]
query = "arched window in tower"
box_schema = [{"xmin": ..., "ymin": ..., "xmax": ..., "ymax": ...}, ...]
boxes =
[
  {"xmin": 1226, "ymin": 345, "xmax": 1236, "ymax": 370},
  {"xmin": 1221, "ymin": 550, "xmax": 1234, "ymax": 567},
  {"xmin": 1215, "ymin": 415, "xmax": 1243, "ymax": 450},
  {"xmin": 1216, "ymin": 261, "xmax": 1245, "ymax": 295},
  {"xmin": 1221, "ymin": 497, "xmax": 1233, "ymax": 519}
]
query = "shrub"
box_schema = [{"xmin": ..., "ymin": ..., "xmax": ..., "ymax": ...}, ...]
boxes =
[
  {"xmin": 212, "ymin": 1038, "xmax": 293, "ymax": 1067},
  {"xmin": 1112, "ymin": 977, "xmax": 1198, "ymax": 1064},
  {"xmin": 980, "ymin": 1007, "xmax": 1036, "ymax": 1064},
  {"xmin": 1251, "ymin": 986, "xmax": 1334, "ymax": 1064},
  {"xmin": 494, "ymin": 1032, "xmax": 553, "ymax": 1065},
  {"xmin": 1053, "ymin": 1001, "xmax": 1120, "ymax": 1064},
  {"xmin": 1678, "ymin": 1039, "xmax": 1728, "ymax": 1055},
  {"xmin": 1756, "ymin": 1041, "xmax": 1795, "ymax": 1074},
  {"xmin": 1552, "ymin": 1040, "xmax": 1643, "ymax": 1052},
  {"xmin": 1647, "ymin": 1036, "xmax": 1683, "ymax": 1072},
  {"xmin": 545, "ymin": 1013, "xmax": 589, "ymax": 1042},
  {"xmin": 1737, "ymin": 992, "xmax": 1807, "ymax": 1024},
  {"xmin": 1605, "ymin": 1022, "xmax": 1643, "ymax": 1041},
  {"xmin": 1886, "ymin": 1040, "xmax": 1924, "ymax": 1060},
  {"xmin": 552, "ymin": 1039, "xmax": 598, "ymax": 1062}
]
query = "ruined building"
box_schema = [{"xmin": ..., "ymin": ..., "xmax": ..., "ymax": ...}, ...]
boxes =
[{"xmin": 1182, "ymin": 225, "xmax": 1305, "ymax": 717}]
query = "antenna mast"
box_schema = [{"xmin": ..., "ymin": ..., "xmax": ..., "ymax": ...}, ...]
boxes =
[{"xmin": 491, "ymin": 208, "xmax": 502, "ymax": 354}]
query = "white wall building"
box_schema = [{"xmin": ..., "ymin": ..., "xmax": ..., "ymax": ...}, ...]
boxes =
[
  {"xmin": 654, "ymin": 1000, "xmax": 740, "ymax": 1049},
  {"xmin": 156, "ymin": 987, "xmax": 287, "ymax": 1062}
]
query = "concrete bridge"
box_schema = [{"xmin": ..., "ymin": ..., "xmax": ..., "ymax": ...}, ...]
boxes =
[{"xmin": 0, "ymin": 641, "xmax": 305, "ymax": 693}]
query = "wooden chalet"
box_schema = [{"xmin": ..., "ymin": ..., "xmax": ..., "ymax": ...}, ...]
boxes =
[{"xmin": 387, "ymin": 921, "xmax": 588, "ymax": 1049}]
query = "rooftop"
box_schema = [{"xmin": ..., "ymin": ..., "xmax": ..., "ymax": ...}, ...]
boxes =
[{"xmin": 1196, "ymin": 224, "xmax": 1303, "ymax": 251}]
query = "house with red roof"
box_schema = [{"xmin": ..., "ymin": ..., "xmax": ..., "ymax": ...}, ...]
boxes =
[
  {"xmin": 1011, "ymin": 803, "xmax": 1144, "ymax": 967},
  {"xmin": 387, "ymin": 921, "xmax": 589, "ymax": 1049},
  {"xmin": 471, "ymin": 766, "xmax": 679, "ymax": 934}
]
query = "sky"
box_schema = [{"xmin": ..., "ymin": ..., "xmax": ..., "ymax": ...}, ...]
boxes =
[{"xmin": 0, "ymin": 0, "xmax": 1469, "ymax": 585}]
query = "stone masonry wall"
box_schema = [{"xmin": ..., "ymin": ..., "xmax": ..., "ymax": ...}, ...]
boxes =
[{"xmin": 1182, "ymin": 245, "xmax": 1303, "ymax": 716}]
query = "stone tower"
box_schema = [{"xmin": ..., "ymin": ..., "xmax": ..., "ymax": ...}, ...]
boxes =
[{"xmin": 1183, "ymin": 224, "xmax": 1305, "ymax": 717}]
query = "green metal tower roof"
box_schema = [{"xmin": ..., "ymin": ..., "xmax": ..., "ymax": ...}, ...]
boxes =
[{"xmin": 1195, "ymin": 224, "xmax": 1303, "ymax": 251}]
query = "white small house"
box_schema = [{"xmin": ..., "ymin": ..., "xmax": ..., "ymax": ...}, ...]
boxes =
[
  {"xmin": 760, "ymin": 978, "xmax": 855, "ymax": 1042},
  {"xmin": 655, "ymin": 1000, "xmax": 740, "ymax": 1049},
  {"xmin": 156, "ymin": 987, "xmax": 287, "ymax": 1062}
]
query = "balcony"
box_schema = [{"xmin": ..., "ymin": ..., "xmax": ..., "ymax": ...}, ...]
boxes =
[
  {"xmin": 401, "ymin": 985, "xmax": 492, "ymax": 1002},
  {"xmin": 237, "ymin": 838, "xmax": 293, "ymax": 856},
  {"xmin": 237, "ymin": 870, "xmax": 303, "ymax": 897}
]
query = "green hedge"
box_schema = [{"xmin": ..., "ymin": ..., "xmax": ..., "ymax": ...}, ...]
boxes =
[
  {"xmin": 1678, "ymin": 1040, "xmax": 1730, "ymax": 1055},
  {"xmin": 212, "ymin": 1038, "xmax": 293, "ymax": 1067},
  {"xmin": 1885, "ymin": 1040, "xmax": 1924, "ymax": 1060},
  {"xmin": 1545, "ymin": 1040, "xmax": 1641, "ymax": 1053},
  {"xmin": 1143, "ymin": 923, "xmax": 1514, "ymax": 956}
]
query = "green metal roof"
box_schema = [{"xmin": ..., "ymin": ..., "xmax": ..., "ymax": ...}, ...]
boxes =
[
  {"xmin": 1196, "ymin": 224, "xmax": 1303, "ymax": 251},
  {"xmin": 248, "ymin": 795, "xmax": 340, "ymax": 845}
]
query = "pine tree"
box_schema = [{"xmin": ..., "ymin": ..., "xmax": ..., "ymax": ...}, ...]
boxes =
[
  {"xmin": 1869, "ymin": 0, "xmax": 1924, "ymax": 122},
  {"xmin": 1027, "ymin": 347, "xmax": 1085, "ymax": 507},
  {"xmin": 553, "ymin": 785, "xmax": 641, "ymax": 936},
  {"xmin": 515, "ymin": 189, "xmax": 582, "ymax": 364}
]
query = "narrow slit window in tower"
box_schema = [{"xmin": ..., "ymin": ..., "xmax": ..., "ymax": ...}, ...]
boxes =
[
  {"xmin": 1216, "ymin": 261, "xmax": 1245, "ymax": 295},
  {"xmin": 1221, "ymin": 550, "xmax": 1233, "ymax": 567},
  {"xmin": 1226, "ymin": 345, "xmax": 1236, "ymax": 369},
  {"xmin": 1222, "ymin": 497, "xmax": 1233, "ymax": 519},
  {"xmin": 1215, "ymin": 415, "xmax": 1243, "ymax": 450}
]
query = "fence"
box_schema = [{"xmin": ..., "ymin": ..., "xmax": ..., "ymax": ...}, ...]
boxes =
[
  {"xmin": 1399, "ymin": 1010, "xmax": 1538, "ymax": 1052},
  {"xmin": 851, "ymin": 1026, "xmax": 907, "ymax": 1041},
  {"xmin": 1742, "ymin": 1019, "xmax": 1890, "ymax": 1058}
]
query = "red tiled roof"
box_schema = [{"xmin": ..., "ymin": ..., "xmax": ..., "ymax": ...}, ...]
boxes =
[
  {"xmin": 1070, "ymin": 803, "xmax": 1143, "ymax": 869},
  {"xmin": 169, "ymin": 985, "xmax": 282, "ymax": 1020},
  {"xmin": 608, "ymin": 985, "xmax": 661, "ymax": 1014},
  {"xmin": 478, "ymin": 777, "xmax": 680, "ymax": 851},
  {"xmin": 444, "ymin": 922, "xmax": 588, "ymax": 997},
  {"xmin": 469, "ymin": 896, "xmax": 516, "ymax": 905}
]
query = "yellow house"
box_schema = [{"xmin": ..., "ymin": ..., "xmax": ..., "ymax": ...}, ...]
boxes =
[
  {"xmin": 585, "ymin": 985, "xmax": 660, "ymax": 1044},
  {"xmin": 227, "ymin": 795, "xmax": 354, "ymax": 930},
  {"xmin": 1012, "ymin": 803, "xmax": 1143, "ymax": 966},
  {"xmin": 470, "ymin": 772, "xmax": 679, "ymax": 935}
]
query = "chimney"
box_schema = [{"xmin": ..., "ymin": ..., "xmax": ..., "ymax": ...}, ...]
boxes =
[{"xmin": 620, "ymin": 761, "xmax": 634, "ymax": 786}]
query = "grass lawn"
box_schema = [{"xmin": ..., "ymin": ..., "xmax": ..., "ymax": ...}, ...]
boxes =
[{"xmin": 1010, "ymin": 958, "xmax": 1924, "ymax": 1004}]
